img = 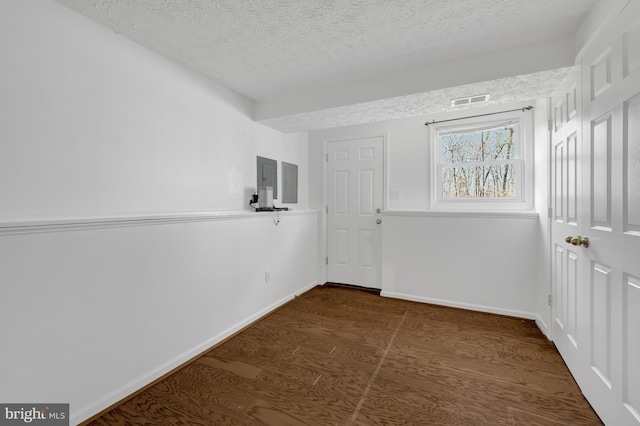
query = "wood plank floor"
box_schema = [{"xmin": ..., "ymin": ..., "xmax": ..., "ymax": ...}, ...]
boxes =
[{"xmin": 84, "ymin": 286, "xmax": 602, "ymax": 425}]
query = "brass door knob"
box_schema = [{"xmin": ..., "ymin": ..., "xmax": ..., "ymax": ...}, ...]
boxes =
[{"xmin": 566, "ymin": 235, "xmax": 589, "ymax": 248}]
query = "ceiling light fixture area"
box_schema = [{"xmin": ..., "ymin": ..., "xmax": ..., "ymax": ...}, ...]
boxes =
[{"xmin": 451, "ymin": 94, "xmax": 491, "ymax": 107}]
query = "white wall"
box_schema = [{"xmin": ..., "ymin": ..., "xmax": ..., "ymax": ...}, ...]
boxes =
[
  {"xmin": 0, "ymin": 0, "xmax": 308, "ymax": 217},
  {"xmin": 309, "ymin": 102, "xmax": 546, "ymax": 318},
  {"xmin": 0, "ymin": 0, "xmax": 317, "ymax": 423},
  {"xmin": 0, "ymin": 213, "xmax": 318, "ymax": 424},
  {"xmin": 381, "ymin": 212, "xmax": 538, "ymax": 317}
]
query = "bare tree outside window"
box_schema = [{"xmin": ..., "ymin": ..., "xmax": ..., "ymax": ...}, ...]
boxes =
[{"xmin": 440, "ymin": 124, "xmax": 518, "ymax": 199}]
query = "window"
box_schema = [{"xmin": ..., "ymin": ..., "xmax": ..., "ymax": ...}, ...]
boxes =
[{"xmin": 430, "ymin": 111, "xmax": 532, "ymax": 211}]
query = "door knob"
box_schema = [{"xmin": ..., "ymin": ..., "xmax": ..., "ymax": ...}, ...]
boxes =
[
  {"xmin": 565, "ymin": 235, "xmax": 589, "ymax": 248},
  {"xmin": 376, "ymin": 219, "xmax": 382, "ymax": 224}
]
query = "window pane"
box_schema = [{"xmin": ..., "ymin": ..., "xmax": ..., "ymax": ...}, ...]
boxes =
[
  {"xmin": 441, "ymin": 126, "xmax": 518, "ymax": 163},
  {"xmin": 442, "ymin": 163, "xmax": 517, "ymax": 198}
]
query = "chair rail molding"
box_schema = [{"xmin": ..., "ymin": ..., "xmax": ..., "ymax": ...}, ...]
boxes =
[{"xmin": 0, "ymin": 210, "xmax": 320, "ymax": 236}]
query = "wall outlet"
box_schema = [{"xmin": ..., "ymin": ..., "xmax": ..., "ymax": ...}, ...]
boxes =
[{"xmin": 265, "ymin": 270, "xmax": 270, "ymax": 283}]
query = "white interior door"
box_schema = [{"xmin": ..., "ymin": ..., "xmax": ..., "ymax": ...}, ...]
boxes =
[
  {"xmin": 327, "ymin": 136, "xmax": 383, "ymax": 289},
  {"xmin": 550, "ymin": 64, "xmax": 583, "ymax": 376},
  {"xmin": 550, "ymin": 3, "xmax": 640, "ymax": 424},
  {"xmin": 578, "ymin": 3, "xmax": 640, "ymax": 424}
]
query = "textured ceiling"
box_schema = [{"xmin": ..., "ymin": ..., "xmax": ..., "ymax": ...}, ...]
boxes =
[
  {"xmin": 54, "ymin": 0, "xmax": 596, "ymax": 132},
  {"xmin": 258, "ymin": 68, "xmax": 572, "ymax": 132}
]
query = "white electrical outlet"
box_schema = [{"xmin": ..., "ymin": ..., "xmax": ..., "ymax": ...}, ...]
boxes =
[{"xmin": 265, "ymin": 270, "xmax": 270, "ymax": 283}]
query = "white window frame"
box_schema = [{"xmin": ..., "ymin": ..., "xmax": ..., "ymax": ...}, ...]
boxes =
[{"xmin": 429, "ymin": 110, "xmax": 533, "ymax": 211}]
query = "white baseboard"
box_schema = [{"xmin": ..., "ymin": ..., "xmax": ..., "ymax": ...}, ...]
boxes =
[
  {"xmin": 72, "ymin": 280, "xmax": 320, "ymax": 425},
  {"xmin": 295, "ymin": 280, "xmax": 320, "ymax": 297},
  {"xmin": 535, "ymin": 315, "xmax": 551, "ymax": 339},
  {"xmin": 381, "ymin": 291, "xmax": 536, "ymax": 320}
]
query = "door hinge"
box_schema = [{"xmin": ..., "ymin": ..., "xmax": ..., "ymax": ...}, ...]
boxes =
[
  {"xmin": 325, "ymin": 205, "xmax": 328, "ymax": 214},
  {"xmin": 325, "ymin": 257, "xmax": 328, "ymax": 265},
  {"xmin": 325, "ymin": 153, "xmax": 329, "ymax": 162},
  {"xmin": 548, "ymin": 119, "xmax": 553, "ymax": 132},
  {"xmin": 548, "ymin": 207, "xmax": 553, "ymax": 219},
  {"xmin": 548, "ymin": 294, "xmax": 552, "ymax": 307}
]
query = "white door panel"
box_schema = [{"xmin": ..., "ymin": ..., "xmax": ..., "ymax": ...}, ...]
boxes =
[
  {"xmin": 327, "ymin": 136, "xmax": 383, "ymax": 289},
  {"xmin": 624, "ymin": 93, "xmax": 640, "ymax": 232},
  {"xmin": 623, "ymin": 128, "xmax": 640, "ymax": 418},
  {"xmin": 551, "ymin": 2, "xmax": 640, "ymax": 424},
  {"xmin": 625, "ymin": 274, "xmax": 640, "ymax": 419},
  {"xmin": 581, "ymin": 3, "xmax": 640, "ymax": 422},
  {"xmin": 551, "ymin": 64, "xmax": 584, "ymax": 376}
]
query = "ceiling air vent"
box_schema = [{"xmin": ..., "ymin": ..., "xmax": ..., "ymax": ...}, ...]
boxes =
[{"xmin": 451, "ymin": 94, "xmax": 490, "ymax": 107}]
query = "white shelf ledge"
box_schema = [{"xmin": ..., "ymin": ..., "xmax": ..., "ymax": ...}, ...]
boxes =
[{"xmin": 0, "ymin": 209, "xmax": 320, "ymax": 236}]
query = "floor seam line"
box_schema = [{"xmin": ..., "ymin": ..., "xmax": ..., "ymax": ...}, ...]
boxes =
[{"xmin": 350, "ymin": 308, "xmax": 408, "ymax": 423}]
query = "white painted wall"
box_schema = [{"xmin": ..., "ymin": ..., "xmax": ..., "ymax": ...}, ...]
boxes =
[
  {"xmin": 0, "ymin": 213, "xmax": 318, "ymax": 424},
  {"xmin": 309, "ymin": 102, "xmax": 546, "ymax": 318},
  {"xmin": 0, "ymin": 0, "xmax": 308, "ymax": 217},
  {"xmin": 381, "ymin": 212, "xmax": 538, "ymax": 317},
  {"xmin": 0, "ymin": 0, "xmax": 317, "ymax": 423}
]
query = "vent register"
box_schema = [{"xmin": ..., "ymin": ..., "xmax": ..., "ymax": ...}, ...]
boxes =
[{"xmin": 451, "ymin": 94, "xmax": 490, "ymax": 107}]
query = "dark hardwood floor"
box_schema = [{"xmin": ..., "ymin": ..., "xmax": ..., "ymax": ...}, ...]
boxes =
[{"xmin": 84, "ymin": 286, "xmax": 602, "ymax": 425}]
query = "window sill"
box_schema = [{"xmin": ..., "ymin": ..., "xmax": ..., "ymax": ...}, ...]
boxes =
[{"xmin": 382, "ymin": 210, "xmax": 539, "ymax": 219}]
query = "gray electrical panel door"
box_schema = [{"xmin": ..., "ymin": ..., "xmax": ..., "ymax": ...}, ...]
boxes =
[
  {"xmin": 257, "ymin": 156, "xmax": 277, "ymax": 199},
  {"xmin": 282, "ymin": 162, "xmax": 298, "ymax": 203}
]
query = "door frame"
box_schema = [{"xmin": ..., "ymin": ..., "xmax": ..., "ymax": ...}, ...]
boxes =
[
  {"xmin": 322, "ymin": 133, "xmax": 388, "ymax": 289},
  {"xmin": 545, "ymin": 96, "xmax": 555, "ymax": 342}
]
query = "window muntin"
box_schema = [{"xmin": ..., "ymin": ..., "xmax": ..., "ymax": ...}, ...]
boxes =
[
  {"xmin": 440, "ymin": 121, "xmax": 519, "ymax": 199},
  {"xmin": 430, "ymin": 114, "xmax": 531, "ymax": 211}
]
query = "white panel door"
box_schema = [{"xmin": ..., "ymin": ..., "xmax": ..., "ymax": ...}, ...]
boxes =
[
  {"xmin": 554, "ymin": 2, "xmax": 640, "ymax": 424},
  {"xmin": 327, "ymin": 136, "xmax": 383, "ymax": 289},
  {"xmin": 550, "ymin": 64, "xmax": 583, "ymax": 377}
]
